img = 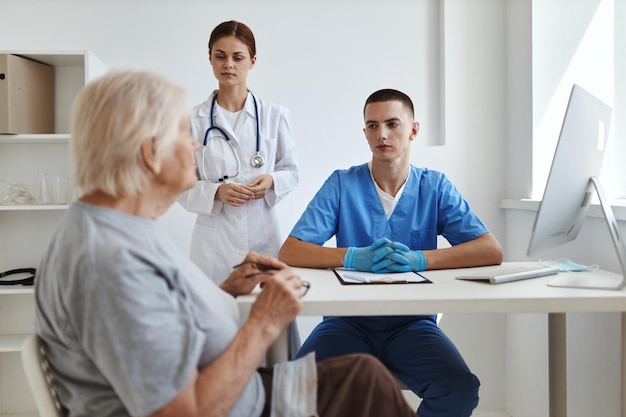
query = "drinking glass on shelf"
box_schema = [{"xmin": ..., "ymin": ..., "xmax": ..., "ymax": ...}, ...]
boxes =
[
  {"xmin": 36, "ymin": 172, "xmax": 51, "ymax": 204},
  {"xmin": 0, "ymin": 181, "xmax": 11, "ymax": 204},
  {"xmin": 0, "ymin": 181, "xmax": 35, "ymax": 205},
  {"xmin": 51, "ymin": 175, "xmax": 68, "ymax": 205}
]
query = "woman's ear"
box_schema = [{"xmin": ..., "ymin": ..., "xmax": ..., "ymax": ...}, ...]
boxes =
[{"xmin": 141, "ymin": 137, "xmax": 160, "ymax": 175}]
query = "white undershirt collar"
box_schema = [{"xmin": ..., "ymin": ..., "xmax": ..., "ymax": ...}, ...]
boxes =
[{"xmin": 368, "ymin": 162, "xmax": 408, "ymax": 220}]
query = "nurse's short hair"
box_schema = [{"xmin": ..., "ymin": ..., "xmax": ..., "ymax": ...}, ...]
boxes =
[
  {"xmin": 363, "ymin": 89, "xmax": 415, "ymax": 119},
  {"xmin": 71, "ymin": 69, "xmax": 189, "ymax": 197}
]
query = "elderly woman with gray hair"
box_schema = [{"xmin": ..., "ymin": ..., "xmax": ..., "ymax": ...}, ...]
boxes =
[{"xmin": 33, "ymin": 69, "xmax": 417, "ymax": 417}]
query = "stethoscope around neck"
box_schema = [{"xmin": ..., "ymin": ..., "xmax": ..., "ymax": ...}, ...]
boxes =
[{"xmin": 197, "ymin": 92, "xmax": 264, "ymax": 183}]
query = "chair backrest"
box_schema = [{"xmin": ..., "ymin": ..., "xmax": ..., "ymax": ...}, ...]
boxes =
[{"xmin": 21, "ymin": 334, "xmax": 65, "ymax": 417}]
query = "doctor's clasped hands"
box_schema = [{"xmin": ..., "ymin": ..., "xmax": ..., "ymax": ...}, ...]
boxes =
[
  {"xmin": 215, "ymin": 173, "xmax": 274, "ymax": 207},
  {"xmin": 343, "ymin": 237, "xmax": 428, "ymax": 273}
]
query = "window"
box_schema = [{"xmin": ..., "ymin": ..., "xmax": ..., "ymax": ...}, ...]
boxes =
[{"xmin": 532, "ymin": 0, "xmax": 624, "ymax": 201}]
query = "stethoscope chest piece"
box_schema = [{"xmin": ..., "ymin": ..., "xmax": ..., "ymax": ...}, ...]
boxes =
[{"xmin": 250, "ymin": 152, "xmax": 265, "ymax": 168}]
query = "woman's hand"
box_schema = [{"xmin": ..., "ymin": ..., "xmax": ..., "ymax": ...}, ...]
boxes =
[
  {"xmin": 216, "ymin": 183, "xmax": 255, "ymax": 207},
  {"xmin": 245, "ymin": 174, "xmax": 274, "ymax": 199},
  {"xmin": 220, "ymin": 252, "xmax": 287, "ymax": 297},
  {"xmin": 246, "ymin": 266, "xmax": 303, "ymax": 340}
]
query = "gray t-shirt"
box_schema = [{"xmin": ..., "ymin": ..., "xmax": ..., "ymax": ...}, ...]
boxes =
[{"xmin": 34, "ymin": 202, "xmax": 264, "ymax": 417}]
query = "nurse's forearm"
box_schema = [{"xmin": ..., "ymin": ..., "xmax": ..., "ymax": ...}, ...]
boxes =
[{"xmin": 279, "ymin": 236, "xmax": 347, "ymax": 268}]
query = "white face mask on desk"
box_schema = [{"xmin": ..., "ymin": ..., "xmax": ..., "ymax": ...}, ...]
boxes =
[
  {"xmin": 540, "ymin": 258, "xmax": 599, "ymax": 272},
  {"xmin": 271, "ymin": 352, "xmax": 318, "ymax": 417}
]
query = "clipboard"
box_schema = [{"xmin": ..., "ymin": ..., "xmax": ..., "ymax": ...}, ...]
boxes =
[{"xmin": 332, "ymin": 268, "xmax": 432, "ymax": 285}]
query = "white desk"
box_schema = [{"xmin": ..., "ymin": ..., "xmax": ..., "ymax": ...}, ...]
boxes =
[{"xmin": 236, "ymin": 262, "xmax": 626, "ymax": 417}]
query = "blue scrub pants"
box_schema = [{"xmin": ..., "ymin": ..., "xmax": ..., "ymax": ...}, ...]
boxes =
[{"xmin": 295, "ymin": 315, "xmax": 479, "ymax": 417}]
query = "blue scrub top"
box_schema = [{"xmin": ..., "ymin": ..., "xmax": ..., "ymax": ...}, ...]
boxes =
[{"xmin": 291, "ymin": 164, "xmax": 489, "ymax": 250}]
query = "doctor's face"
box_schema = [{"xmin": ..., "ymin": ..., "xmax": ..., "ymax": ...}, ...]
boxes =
[
  {"xmin": 209, "ymin": 36, "xmax": 256, "ymax": 88},
  {"xmin": 363, "ymin": 100, "xmax": 419, "ymax": 163}
]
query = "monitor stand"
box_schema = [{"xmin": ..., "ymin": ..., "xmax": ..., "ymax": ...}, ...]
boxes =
[{"xmin": 548, "ymin": 177, "xmax": 626, "ymax": 290}]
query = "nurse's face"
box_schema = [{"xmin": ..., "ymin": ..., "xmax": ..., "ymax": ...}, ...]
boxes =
[
  {"xmin": 209, "ymin": 36, "xmax": 256, "ymax": 88},
  {"xmin": 363, "ymin": 100, "xmax": 419, "ymax": 164}
]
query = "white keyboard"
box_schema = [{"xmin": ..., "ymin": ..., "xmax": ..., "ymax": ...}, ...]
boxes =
[{"xmin": 455, "ymin": 264, "xmax": 560, "ymax": 284}]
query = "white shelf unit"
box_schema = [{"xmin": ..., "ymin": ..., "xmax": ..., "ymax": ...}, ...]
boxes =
[{"xmin": 0, "ymin": 50, "xmax": 105, "ymax": 416}]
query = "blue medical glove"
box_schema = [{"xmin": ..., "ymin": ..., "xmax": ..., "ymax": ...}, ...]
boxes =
[
  {"xmin": 372, "ymin": 255, "xmax": 411, "ymax": 273},
  {"xmin": 405, "ymin": 250, "xmax": 428, "ymax": 271},
  {"xmin": 344, "ymin": 238, "xmax": 398, "ymax": 272},
  {"xmin": 371, "ymin": 240, "xmax": 412, "ymax": 273},
  {"xmin": 343, "ymin": 246, "xmax": 376, "ymax": 271},
  {"xmin": 370, "ymin": 238, "xmax": 409, "ymax": 254}
]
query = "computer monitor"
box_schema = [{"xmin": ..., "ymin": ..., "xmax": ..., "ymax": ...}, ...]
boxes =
[{"xmin": 527, "ymin": 84, "xmax": 626, "ymax": 290}]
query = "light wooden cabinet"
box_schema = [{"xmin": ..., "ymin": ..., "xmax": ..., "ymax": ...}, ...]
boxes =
[{"xmin": 0, "ymin": 50, "xmax": 105, "ymax": 416}]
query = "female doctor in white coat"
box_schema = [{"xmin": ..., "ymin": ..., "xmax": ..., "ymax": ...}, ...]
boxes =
[{"xmin": 179, "ymin": 20, "xmax": 299, "ymax": 284}]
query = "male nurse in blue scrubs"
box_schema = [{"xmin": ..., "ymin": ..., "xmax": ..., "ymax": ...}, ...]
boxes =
[{"xmin": 279, "ymin": 88, "xmax": 503, "ymax": 417}]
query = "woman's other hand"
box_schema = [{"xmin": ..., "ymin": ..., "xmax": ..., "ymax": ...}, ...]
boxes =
[
  {"xmin": 245, "ymin": 174, "xmax": 273, "ymax": 199},
  {"xmin": 216, "ymin": 183, "xmax": 255, "ymax": 206}
]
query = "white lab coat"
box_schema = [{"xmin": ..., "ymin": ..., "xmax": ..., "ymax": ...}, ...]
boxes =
[{"xmin": 178, "ymin": 91, "xmax": 299, "ymax": 284}]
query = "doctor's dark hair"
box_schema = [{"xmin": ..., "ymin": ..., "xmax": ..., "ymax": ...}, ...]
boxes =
[
  {"xmin": 364, "ymin": 89, "xmax": 415, "ymax": 119},
  {"xmin": 209, "ymin": 20, "xmax": 256, "ymax": 58},
  {"xmin": 71, "ymin": 69, "xmax": 189, "ymax": 197}
]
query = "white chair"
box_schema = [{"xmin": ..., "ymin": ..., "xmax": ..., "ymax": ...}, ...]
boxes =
[{"xmin": 21, "ymin": 334, "xmax": 64, "ymax": 417}]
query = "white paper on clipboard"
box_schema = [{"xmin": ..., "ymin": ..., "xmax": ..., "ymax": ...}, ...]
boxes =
[{"xmin": 333, "ymin": 268, "xmax": 430, "ymax": 284}]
